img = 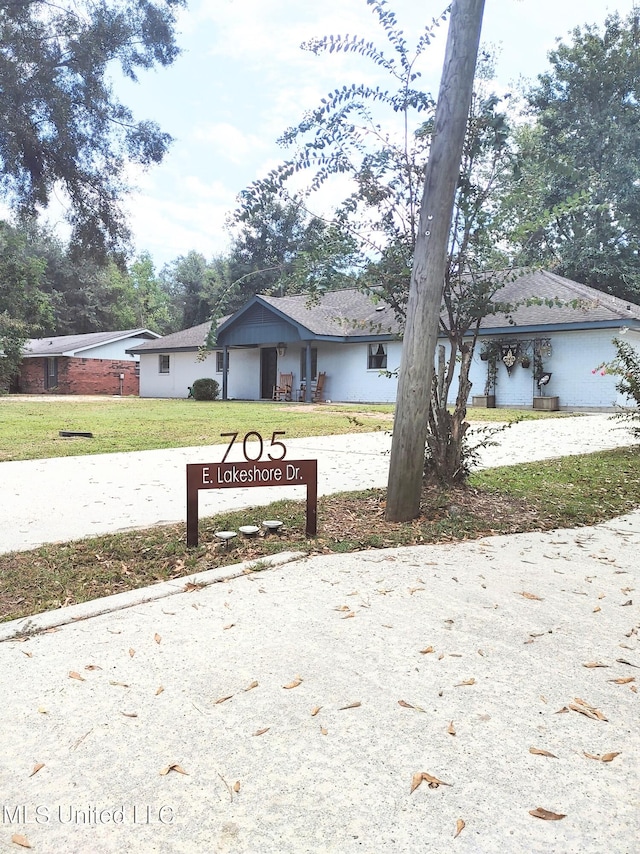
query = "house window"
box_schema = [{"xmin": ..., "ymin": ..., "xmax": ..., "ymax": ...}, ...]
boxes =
[
  {"xmin": 368, "ymin": 343, "xmax": 387, "ymax": 370},
  {"xmin": 159, "ymin": 354, "xmax": 170, "ymax": 374},
  {"xmin": 134, "ymin": 361, "xmax": 140, "ymax": 377},
  {"xmin": 300, "ymin": 348, "xmax": 318, "ymax": 381},
  {"xmin": 216, "ymin": 351, "xmax": 227, "ymax": 373}
]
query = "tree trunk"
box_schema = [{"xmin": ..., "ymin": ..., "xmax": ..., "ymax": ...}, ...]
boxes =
[{"xmin": 385, "ymin": 0, "xmax": 486, "ymax": 521}]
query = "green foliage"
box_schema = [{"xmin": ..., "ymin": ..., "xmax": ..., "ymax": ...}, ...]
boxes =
[
  {"xmin": 0, "ymin": 220, "xmax": 51, "ymax": 385},
  {"xmin": 511, "ymin": 11, "xmax": 640, "ymax": 300},
  {"xmin": 598, "ymin": 337, "xmax": 640, "ymax": 438},
  {"xmin": 0, "ymin": 0, "xmax": 184, "ymax": 257},
  {"xmin": 190, "ymin": 378, "xmax": 220, "ymax": 401}
]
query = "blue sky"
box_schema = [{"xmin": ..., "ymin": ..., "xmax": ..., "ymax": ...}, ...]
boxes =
[{"xmin": 113, "ymin": 0, "xmax": 624, "ymax": 269}]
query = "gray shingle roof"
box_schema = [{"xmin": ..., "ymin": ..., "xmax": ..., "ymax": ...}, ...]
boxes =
[
  {"xmin": 126, "ymin": 321, "xmax": 213, "ymax": 353},
  {"xmin": 126, "ymin": 273, "xmax": 640, "ymax": 353},
  {"xmin": 23, "ymin": 329, "xmax": 159, "ymax": 357},
  {"xmin": 259, "ymin": 289, "xmax": 398, "ymax": 337},
  {"xmin": 479, "ymin": 270, "xmax": 640, "ymax": 330}
]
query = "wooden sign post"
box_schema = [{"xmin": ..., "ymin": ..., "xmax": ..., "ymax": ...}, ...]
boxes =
[{"xmin": 185, "ymin": 432, "xmax": 317, "ymax": 547}]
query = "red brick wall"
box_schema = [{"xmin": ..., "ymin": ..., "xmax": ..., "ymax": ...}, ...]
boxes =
[{"xmin": 18, "ymin": 357, "xmax": 140, "ymax": 396}]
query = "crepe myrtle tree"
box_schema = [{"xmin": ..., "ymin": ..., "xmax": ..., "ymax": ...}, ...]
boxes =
[{"xmin": 0, "ymin": 0, "xmax": 185, "ymax": 258}]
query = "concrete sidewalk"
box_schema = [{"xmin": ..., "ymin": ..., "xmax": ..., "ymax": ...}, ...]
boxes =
[
  {"xmin": 1, "ymin": 414, "xmax": 637, "ymax": 554},
  {"xmin": 0, "ymin": 516, "xmax": 638, "ymax": 852},
  {"xmin": 0, "ymin": 414, "xmax": 638, "ymax": 852}
]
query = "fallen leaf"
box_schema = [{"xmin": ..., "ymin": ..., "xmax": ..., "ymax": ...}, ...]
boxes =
[
  {"xmin": 154, "ymin": 633, "xmax": 161, "ymax": 644},
  {"xmin": 454, "ymin": 819, "xmax": 465, "ymax": 838},
  {"xmin": 29, "ymin": 763, "xmax": 44, "ymax": 777},
  {"xmin": 583, "ymin": 662, "xmax": 608, "ymax": 668},
  {"xmin": 68, "ymin": 671, "xmax": 85, "ymax": 681},
  {"xmin": 129, "ymin": 648, "xmax": 135, "ymax": 658},
  {"xmin": 608, "ymin": 676, "xmax": 635, "ymax": 684},
  {"xmin": 37, "ymin": 707, "xmax": 47, "ymax": 714},
  {"xmin": 233, "ymin": 781, "xmax": 240, "ymax": 793},
  {"xmin": 339, "ymin": 701, "xmax": 361, "ymax": 710},
  {"xmin": 22, "ymin": 651, "xmax": 33, "ymax": 658},
  {"xmin": 620, "ymin": 599, "xmax": 633, "ymax": 606},
  {"xmin": 455, "ymin": 678, "xmax": 475, "ymax": 687},
  {"xmin": 398, "ymin": 700, "xmax": 425, "ymax": 712},
  {"xmin": 410, "ymin": 771, "xmax": 451, "ymax": 793},
  {"xmin": 184, "ymin": 581, "xmax": 204, "ymax": 592},
  {"xmin": 84, "ymin": 664, "xmax": 102, "ymax": 671},
  {"xmin": 155, "ymin": 685, "xmax": 164, "ymax": 695},
  {"xmin": 159, "ymin": 763, "xmax": 188, "ymax": 776},
  {"xmin": 334, "ymin": 605, "xmax": 350, "ymax": 611},
  {"xmin": 311, "ymin": 706, "xmax": 321, "ymax": 717},
  {"xmin": 568, "ymin": 698, "xmax": 607, "ymax": 721},
  {"xmin": 253, "ymin": 727, "xmax": 270, "ymax": 736},
  {"xmin": 11, "ymin": 834, "xmax": 32, "ymax": 848},
  {"xmin": 420, "ymin": 646, "xmax": 435, "ymax": 655},
  {"xmin": 121, "ymin": 712, "xmax": 138, "ymax": 718},
  {"xmin": 320, "ymin": 726, "xmax": 328, "ymax": 735},
  {"xmin": 448, "ymin": 721, "xmax": 456, "ymax": 736},
  {"xmin": 529, "ymin": 747, "xmax": 557, "ymax": 758},
  {"xmin": 518, "ymin": 591, "xmax": 544, "ymax": 601},
  {"xmin": 529, "ymin": 807, "xmax": 566, "ymax": 821},
  {"xmin": 223, "ymin": 623, "xmax": 235, "ymax": 630},
  {"xmin": 616, "ymin": 658, "xmax": 639, "ymax": 668},
  {"xmin": 593, "ymin": 606, "xmax": 602, "ymax": 613},
  {"xmin": 110, "ymin": 681, "xmax": 129, "ymax": 688},
  {"xmin": 342, "ymin": 611, "xmax": 355, "ymax": 619},
  {"xmin": 584, "ymin": 751, "xmax": 621, "ymax": 762},
  {"xmin": 554, "ymin": 706, "xmax": 570, "ymax": 714},
  {"xmin": 215, "ymin": 694, "xmax": 233, "ymax": 704},
  {"xmin": 244, "ymin": 681, "xmax": 258, "ymax": 692},
  {"xmin": 283, "ymin": 677, "xmax": 303, "ymax": 689}
]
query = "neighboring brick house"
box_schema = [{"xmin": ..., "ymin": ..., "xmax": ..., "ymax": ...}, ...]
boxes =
[{"xmin": 16, "ymin": 329, "xmax": 160, "ymax": 395}]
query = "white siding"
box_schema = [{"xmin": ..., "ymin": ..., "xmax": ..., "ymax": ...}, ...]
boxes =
[{"xmin": 74, "ymin": 336, "xmax": 149, "ymax": 360}]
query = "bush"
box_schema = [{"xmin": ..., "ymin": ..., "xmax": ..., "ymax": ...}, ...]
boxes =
[
  {"xmin": 191, "ymin": 378, "xmax": 219, "ymax": 401},
  {"xmin": 596, "ymin": 338, "xmax": 640, "ymax": 438}
]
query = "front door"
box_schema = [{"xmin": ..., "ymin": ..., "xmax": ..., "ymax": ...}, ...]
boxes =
[
  {"xmin": 44, "ymin": 357, "xmax": 58, "ymax": 390},
  {"xmin": 260, "ymin": 348, "xmax": 278, "ymax": 399}
]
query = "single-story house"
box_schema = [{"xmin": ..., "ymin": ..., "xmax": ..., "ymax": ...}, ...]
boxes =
[
  {"xmin": 16, "ymin": 329, "xmax": 160, "ymax": 395},
  {"xmin": 128, "ymin": 272, "xmax": 640, "ymax": 410}
]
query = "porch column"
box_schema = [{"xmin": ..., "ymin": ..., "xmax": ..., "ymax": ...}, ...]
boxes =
[
  {"xmin": 305, "ymin": 343, "xmax": 312, "ymax": 402},
  {"xmin": 222, "ymin": 346, "xmax": 229, "ymax": 401}
]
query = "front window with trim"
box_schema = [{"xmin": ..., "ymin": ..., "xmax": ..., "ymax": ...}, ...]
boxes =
[
  {"xmin": 216, "ymin": 351, "xmax": 226, "ymax": 373},
  {"xmin": 159, "ymin": 354, "xmax": 170, "ymax": 374},
  {"xmin": 368, "ymin": 343, "xmax": 387, "ymax": 370}
]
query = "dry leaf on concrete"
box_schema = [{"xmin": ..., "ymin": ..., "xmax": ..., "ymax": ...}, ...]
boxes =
[
  {"xmin": 253, "ymin": 728, "xmax": 270, "ymax": 736},
  {"xmin": 448, "ymin": 721, "xmax": 456, "ymax": 736},
  {"xmin": 154, "ymin": 633, "xmax": 162, "ymax": 644},
  {"xmin": 529, "ymin": 807, "xmax": 566, "ymax": 820},
  {"xmin": 410, "ymin": 771, "xmax": 451, "ymax": 793},
  {"xmin": 420, "ymin": 646, "xmax": 435, "ymax": 654},
  {"xmin": 311, "ymin": 706, "xmax": 321, "ymax": 717},
  {"xmin": 339, "ymin": 701, "xmax": 361, "ymax": 710},
  {"xmin": 223, "ymin": 623, "xmax": 235, "ymax": 630},
  {"xmin": 121, "ymin": 712, "xmax": 138, "ymax": 718},
  {"xmin": 84, "ymin": 664, "xmax": 102, "ymax": 671},
  {"xmin": 584, "ymin": 751, "xmax": 621, "ymax": 762},
  {"xmin": 583, "ymin": 662, "xmax": 609, "ymax": 668},
  {"xmin": 454, "ymin": 819, "xmax": 465, "ymax": 838},
  {"xmin": 529, "ymin": 747, "xmax": 557, "ymax": 758},
  {"xmin": 616, "ymin": 658, "xmax": 639, "ymax": 668},
  {"xmin": 608, "ymin": 676, "xmax": 635, "ymax": 684},
  {"xmin": 518, "ymin": 591, "xmax": 544, "ymax": 601},
  {"xmin": 68, "ymin": 671, "xmax": 84, "ymax": 681},
  {"xmin": 11, "ymin": 834, "xmax": 32, "ymax": 848},
  {"xmin": 159, "ymin": 763, "xmax": 188, "ymax": 776},
  {"xmin": 320, "ymin": 726, "xmax": 328, "ymax": 735},
  {"xmin": 233, "ymin": 781, "xmax": 240, "ymax": 793},
  {"xmin": 128, "ymin": 648, "xmax": 135, "ymax": 658},
  {"xmin": 568, "ymin": 698, "xmax": 607, "ymax": 721},
  {"xmin": 29, "ymin": 763, "xmax": 44, "ymax": 777},
  {"xmin": 155, "ymin": 685, "xmax": 164, "ymax": 696},
  {"xmin": 215, "ymin": 694, "xmax": 233, "ymax": 705},
  {"xmin": 244, "ymin": 681, "xmax": 259, "ymax": 692},
  {"xmin": 283, "ymin": 676, "xmax": 303, "ymax": 689},
  {"xmin": 455, "ymin": 678, "xmax": 475, "ymax": 687},
  {"xmin": 398, "ymin": 700, "xmax": 425, "ymax": 712}
]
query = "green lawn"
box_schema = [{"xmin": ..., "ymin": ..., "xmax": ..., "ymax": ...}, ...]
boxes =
[{"xmin": 0, "ymin": 396, "xmax": 565, "ymax": 462}]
